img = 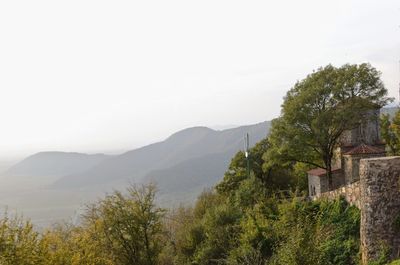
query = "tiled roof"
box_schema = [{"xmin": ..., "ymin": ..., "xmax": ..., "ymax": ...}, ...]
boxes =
[
  {"xmin": 307, "ymin": 167, "xmax": 341, "ymax": 177},
  {"xmin": 343, "ymin": 143, "xmax": 385, "ymax": 155}
]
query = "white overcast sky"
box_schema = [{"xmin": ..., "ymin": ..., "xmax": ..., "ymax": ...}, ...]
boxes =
[{"xmin": 0, "ymin": 0, "xmax": 399, "ymax": 159}]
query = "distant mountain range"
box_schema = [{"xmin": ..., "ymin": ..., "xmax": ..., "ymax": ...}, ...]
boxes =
[
  {"xmin": 381, "ymin": 106, "xmax": 399, "ymax": 117},
  {"xmin": 4, "ymin": 107, "xmax": 397, "ymax": 205},
  {"xmin": 52, "ymin": 122, "xmax": 270, "ymax": 191},
  {"xmin": 1, "ymin": 108, "xmax": 397, "ymax": 219},
  {"xmin": 2, "ymin": 121, "xmax": 271, "ymax": 204},
  {"xmin": 5, "ymin": 152, "xmax": 111, "ymax": 178}
]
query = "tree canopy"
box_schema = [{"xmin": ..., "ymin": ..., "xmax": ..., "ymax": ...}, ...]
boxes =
[
  {"xmin": 264, "ymin": 63, "xmax": 391, "ymax": 188},
  {"xmin": 380, "ymin": 110, "xmax": 400, "ymax": 155}
]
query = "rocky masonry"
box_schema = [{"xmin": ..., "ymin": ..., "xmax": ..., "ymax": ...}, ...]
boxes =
[
  {"xmin": 305, "ymin": 109, "xmax": 400, "ymax": 263},
  {"xmin": 314, "ymin": 181, "xmax": 361, "ymax": 208},
  {"xmin": 360, "ymin": 157, "xmax": 400, "ymax": 264},
  {"xmin": 314, "ymin": 156, "xmax": 400, "ymax": 264}
]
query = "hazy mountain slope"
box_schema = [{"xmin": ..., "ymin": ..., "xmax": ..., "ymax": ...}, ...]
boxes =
[
  {"xmin": 381, "ymin": 106, "xmax": 399, "ymax": 117},
  {"xmin": 4, "ymin": 152, "xmax": 111, "ymax": 177},
  {"xmin": 146, "ymin": 151, "xmax": 232, "ymax": 193},
  {"xmin": 0, "ymin": 161, "xmax": 16, "ymax": 175},
  {"xmin": 53, "ymin": 121, "xmax": 270, "ymax": 189},
  {"xmin": 145, "ymin": 151, "xmax": 233, "ymax": 205}
]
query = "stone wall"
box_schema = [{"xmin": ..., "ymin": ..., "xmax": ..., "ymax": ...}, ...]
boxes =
[
  {"xmin": 360, "ymin": 157, "xmax": 400, "ymax": 264},
  {"xmin": 340, "ymin": 108, "xmax": 380, "ymax": 146},
  {"xmin": 313, "ymin": 181, "xmax": 361, "ymax": 208},
  {"xmin": 343, "ymin": 153, "xmax": 383, "ymax": 184},
  {"xmin": 311, "ymin": 157, "xmax": 400, "ymax": 264}
]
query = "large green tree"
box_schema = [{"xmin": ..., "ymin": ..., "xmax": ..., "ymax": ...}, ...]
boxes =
[
  {"xmin": 264, "ymin": 63, "xmax": 391, "ymax": 188},
  {"xmin": 82, "ymin": 184, "xmax": 165, "ymax": 265},
  {"xmin": 216, "ymin": 138, "xmax": 293, "ymax": 200},
  {"xmin": 380, "ymin": 110, "xmax": 400, "ymax": 155}
]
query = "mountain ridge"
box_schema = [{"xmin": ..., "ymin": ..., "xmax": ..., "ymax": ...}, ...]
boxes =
[
  {"xmin": 4, "ymin": 151, "xmax": 111, "ymax": 178},
  {"xmin": 52, "ymin": 121, "xmax": 270, "ymax": 189},
  {"xmin": 3, "ymin": 121, "xmax": 271, "ymax": 201}
]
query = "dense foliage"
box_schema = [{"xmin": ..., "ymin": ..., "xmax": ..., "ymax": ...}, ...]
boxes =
[
  {"xmin": 158, "ymin": 139, "xmax": 361, "ymax": 265},
  {"xmin": 0, "ymin": 184, "xmax": 165, "ymax": 265},
  {"xmin": 0, "ymin": 143, "xmax": 361, "ymax": 265},
  {"xmin": 381, "ymin": 110, "xmax": 400, "ymax": 155}
]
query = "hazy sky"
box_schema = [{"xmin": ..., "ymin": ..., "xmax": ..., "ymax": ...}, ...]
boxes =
[{"xmin": 0, "ymin": 0, "xmax": 399, "ymax": 159}]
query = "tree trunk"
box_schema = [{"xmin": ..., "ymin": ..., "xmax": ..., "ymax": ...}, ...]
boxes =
[
  {"xmin": 324, "ymin": 154, "xmax": 333, "ymax": 190},
  {"xmin": 327, "ymin": 163, "xmax": 333, "ymax": 190}
]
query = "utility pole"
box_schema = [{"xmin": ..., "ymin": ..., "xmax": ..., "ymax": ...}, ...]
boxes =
[{"xmin": 244, "ymin": 133, "xmax": 250, "ymax": 177}]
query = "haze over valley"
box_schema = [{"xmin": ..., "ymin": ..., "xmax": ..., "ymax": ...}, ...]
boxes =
[{"xmin": 0, "ymin": 121, "xmax": 269, "ymax": 226}]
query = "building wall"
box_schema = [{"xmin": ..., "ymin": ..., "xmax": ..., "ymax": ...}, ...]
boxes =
[
  {"xmin": 308, "ymin": 156, "xmax": 400, "ymax": 264},
  {"xmin": 331, "ymin": 170, "xmax": 345, "ymax": 189},
  {"xmin": 343, "ymin": 153, "xmax": 384, "ymax": 184},
  {"xmin": 340, "ymin": 109, "xmax": 380, "ymax": 147},
  {"xmin": 313, "ymin": 181, "xmax": 360, "ymax": 208},
  {"xmin": 343, "ymin": 155, "xmax": 353, "ymax": 184},
  {"xmin": 308, "ymin": 174, "xmax": 326, "ymax": 196},
  {"xmin": 360, "ymin": 157, "xmax": 400, "ymax": 264},
  {"xmin": 308, "ymin": 170, "xmax": 344, "ymax": 196},
  {"xmin": 333, "ymin": 147, "xmax": 342, "ymax": 169},
  {"xmin": 310, "ymin": 157, "xmax": 400, "ymax": 264}
]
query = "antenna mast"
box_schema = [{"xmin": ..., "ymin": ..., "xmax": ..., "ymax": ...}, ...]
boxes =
[
  {"xmin": 244, "ymin": 133, "xmax": 249, "ymax": 158},
  {"xmin": 244, "ymin": 133, "xmax": 250, "ymax": 177}
]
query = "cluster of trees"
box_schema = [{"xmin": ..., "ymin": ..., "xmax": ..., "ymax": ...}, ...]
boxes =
[
  {"xmin": 265, "ymin": 63, "xmax": 390, "ymax": 188},
  {"xmin": 0, "ymin": 63, "xmax": 395, "ymax": 264},
  {"xmin": 0, "ymin": 150, "xmax": 361, "ymax": 265},
  {"xmin": 0, "ymin": 184, "xmax": 165, "ymax": 265}
]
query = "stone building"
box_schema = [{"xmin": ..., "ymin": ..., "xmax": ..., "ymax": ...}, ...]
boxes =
[
  {"xmin": 341, "ymin": 144, "xmax": 385, "ymax": 184},
  {"xmin": 308, "ymin": 108, "xmax": 385, "ymax": 196},
  {"xmin": 304, "ymin": 108, "xmax": 400, "ymax": 264},
  {"xmin": 308, "ymin": 167, "xmax": 342, "ymax": 196}
]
